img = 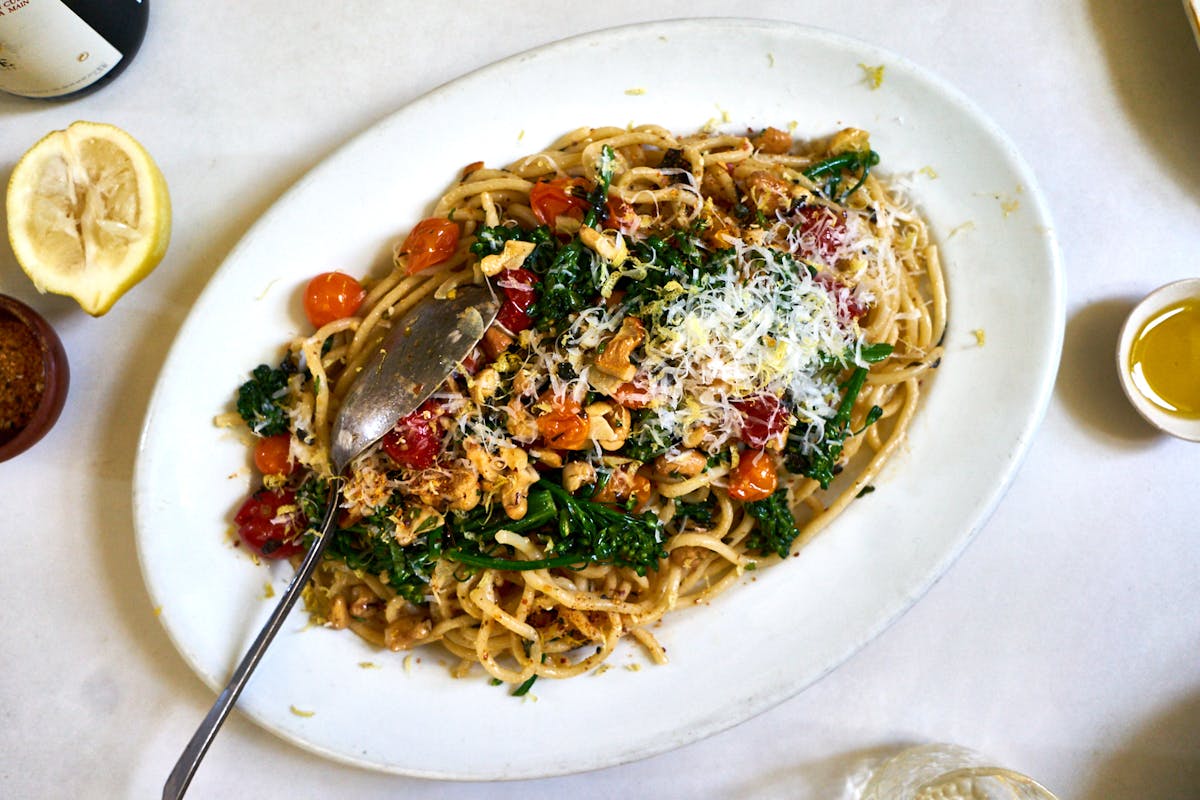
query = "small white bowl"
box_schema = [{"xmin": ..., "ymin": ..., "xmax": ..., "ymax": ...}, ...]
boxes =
[{"xmin": 1116, "ymin": 278, "xmax": 1200, "ymax": 441}]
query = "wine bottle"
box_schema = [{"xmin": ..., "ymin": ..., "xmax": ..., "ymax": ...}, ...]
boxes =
[{"xmin": 0, "ymin": 0, "xmax": 148, "ymax": 99}]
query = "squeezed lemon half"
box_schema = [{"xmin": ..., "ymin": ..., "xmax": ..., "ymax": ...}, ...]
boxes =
[{"xmin": 6, "ymin": 121, "xmax": 171, "ymax": 316}]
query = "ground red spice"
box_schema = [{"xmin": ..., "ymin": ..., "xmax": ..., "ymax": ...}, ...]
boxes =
[{"xmin": 0, "ymin": 314, "xmax": 45, "ymax": 445}]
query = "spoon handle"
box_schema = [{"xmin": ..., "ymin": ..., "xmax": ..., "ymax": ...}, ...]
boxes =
[{"xmin": 163, "ymin": 486, "xmax": 341, "ymax": 800}]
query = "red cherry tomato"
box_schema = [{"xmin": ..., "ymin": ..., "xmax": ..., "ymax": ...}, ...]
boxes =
[
  {"xmin": 381, "ymin": 400, "xmax": 443, "ymax": 469},
  {"xmin": 234, "ymin": 488, "xmax": 306, "ymax": 559},
  {"xmin": 794, "ymin": 205, "xmax": 847, "ymax": 261},
  {"xmin": 734, "ymin": 394, "xmax": 789, "ymax": 448},
  {"xmin": 728, "ymin": 449, "xmax": 778, "ymax": 503},
  {"xmin": 529, "ymin": 177, "xmax": 590, "ymax": 226},
  {"xmin": 815, "ymin": 273, "xmax": 868, "ymax": 322},
  {"xmin": 304, "ymin": 271, "xmax": 365, "ymax": 329},
  {"xmin": 253, "ymin": 433, "xmax": 293, "ymax": 475},
  {"xmin": 495, "ymin": 267, "xmax": 539, "ymax": 333},
  {"xmin": 402, "ymin": 217, "xmax": 461, "ymax": 274}
]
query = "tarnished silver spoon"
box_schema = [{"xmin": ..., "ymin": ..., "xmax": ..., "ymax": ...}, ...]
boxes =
[{"xmin": 164, "ymin": 283, "xmax": 499, "ymax": 799}]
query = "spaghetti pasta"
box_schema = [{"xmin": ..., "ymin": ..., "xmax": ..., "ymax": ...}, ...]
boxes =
[{"xmin": 228, "ymin": 123, "xmax": 945, "ymax": 687}]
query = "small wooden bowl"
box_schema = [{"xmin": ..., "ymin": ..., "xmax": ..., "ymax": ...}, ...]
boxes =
[{"xmin": 0, "ymin": 295, "xmax": 70, "ymax": 462}]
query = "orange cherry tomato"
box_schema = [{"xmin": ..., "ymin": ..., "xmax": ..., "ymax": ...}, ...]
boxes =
[
  {"xmin": 402, "ymin": 217, "xmax": 460, "ymax": 274},
  {"xmin": 304, "ymin": 271, "xmax": 365, "ymax": 328},
  {"xmin": 728, "ymin": 449, "xmax": 777, "ymax": 502},
  {"xmin": 253, "ymin": 433, "xmax": 294, "ymax": 475},
  {"xmin": 603, "ymin": 195, "xmax": 639, "ymax": 234},
  {"xmin": 535, "ymin": 390, "xmax": 589, "ymax": 450},
  {"xmin": 529, "ymin": 177, "xmax": 590, "ymax": 226}
]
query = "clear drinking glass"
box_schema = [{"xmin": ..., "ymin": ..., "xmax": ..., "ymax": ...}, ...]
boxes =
[{"xmin": 859, "ymin": 744, "xmax": 1059, "ymax": 800}]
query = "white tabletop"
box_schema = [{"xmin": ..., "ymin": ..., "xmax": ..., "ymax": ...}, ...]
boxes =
[{"xmin": 2, "ymin": 2, "xmax": 1199, "ymax": 798}]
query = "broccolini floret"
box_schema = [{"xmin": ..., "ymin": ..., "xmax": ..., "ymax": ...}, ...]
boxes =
[{"xmin": 743, "ymin": 490, "xmax": 800, "ymax": 559}]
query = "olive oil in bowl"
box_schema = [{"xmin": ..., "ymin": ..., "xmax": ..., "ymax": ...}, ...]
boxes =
[{"xmin": 1117, "ymin": 279, "xmax": 1200, "ymax": 441}]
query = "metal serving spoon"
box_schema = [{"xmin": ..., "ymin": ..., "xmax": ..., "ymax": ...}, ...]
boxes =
[{"xmin": 164, "ymin": 284, "xmax": 499, "ymax": 800}]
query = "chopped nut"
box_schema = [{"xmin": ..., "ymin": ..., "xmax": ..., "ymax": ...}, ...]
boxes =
[
  {"xmin": 562, "ymin": 461, "xmax": 596, "ymax": 492},
  {"xmin": 470, "ymin": 366, "xmax": 500, "ymax": 405},
  {"xmin": 585, "ymin": 400, "xmax": 631, "ymax": 450},
  {"xmin": 579, "ymin": 226, "xmax": 628, "ymax": 266},
  {"xmin": 480, "ymin": 239, "xmax": 536, "ymax": 277},
  {"xmin": 594, "ymin": 316, "xmax": 645, "ymax": 382},
  {"xmin": 654, "ymin": 449, "xmax": 707, "ymax": 478}
]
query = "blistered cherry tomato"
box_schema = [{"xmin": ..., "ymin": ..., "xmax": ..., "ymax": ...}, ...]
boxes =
[
  {"xmin": 612, "ymin": 381, "xmax": 650, "ymax": 410},
  {"xmin": 381, "ymin": 400, "xmax": 443, "ymax": 469},
  {"xmin": 728, "ymin": 449, "xmax": 778, "ymax": 503},
  {"xmin": 529, "ymin": 177, "xmax": 590, "ymax": 226},
  {"xmin": 304, "ymin": 272, "xmax": 365, "ymax": 329},
  {"xmin": 234, "ymin": 488, "xmax": 306, "ymax": 559},
  {"xmin": 603, "ymin": 195, "xmax": 639, "ymax": 234},
  {"xmin": 815, "ymin": 273, "xmax": 868, "ymax": 322},
  {"xmin": 402, "ymin": 217, "xmax": 460, "ymax": 274},
  {"xmin": 535, "ymin": 390, "xmax": 590, "ymax": 450},
  {"xmin": 495, "ymin": 267, "xmax": 539, "ymax": 333},
  {"xmin": 734, "ymin": 394, "xmax": 789, "ymax": 448},
  {"xmin": 253, "ymin": 433, "xmax": 293, "ymax": 475},
  {"xmin": 794, "ymin": 205, "xmax": 847, "ymax": 261}
]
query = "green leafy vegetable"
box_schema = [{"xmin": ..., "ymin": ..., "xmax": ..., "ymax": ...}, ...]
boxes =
[
  {"xmin": 582, "ymin": 144, "xmax": 616, "ymax": 228},
  {"xmin": 236, "ymin": 361, "xmax": 292, "ymax": 436},
  {"xmin": 743, "ymin": 490, "xmax": 800, "ymax": 559},
  {"xmin": 445, "ymin": 480, "xmax": 667, "ymax": 576},
  {"xmin": 784, "ymin": 365, "xmax": 883, "ymax": 490},
  {"xmin": 673, "ymin": 498, "xmax": 717, "ymax": 527},
  {"xmin": 802, "ymin": 149, "xmax": 880, "ymax": 202},
  {"xmin": 512, "ymin": 674, "xmax": 538, "ymax": 696},
  {"xmin": 297, "ymin": 476, "xmax": 443, "ymax": 604}
]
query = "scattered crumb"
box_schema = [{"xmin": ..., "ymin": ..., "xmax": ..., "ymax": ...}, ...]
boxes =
[
  {"xmin": 767, "ymin": 52, "xmax": 775, "ymax": 67},
  {"xmin": 289, "ymin": 705, "xmax": 315, "ymax": 718},
  {"xmin": 593, "ymin": 664, "xmax": 611, "ymax": 676},
  {"xmin": 626, "ymin": 663, "xmax": 642, "ymax": 672},
  {"xmin": 717, "ymin": 105, "xmax": 731, "ymax": 123},
  {"xmin": 1000, "ymin": 197, "xmax": 1020, "ymax": 216},
  {"xmin": 624, "ymin": 87, "xmax": 646, "ymax": 96},
  {"xmin": 153, "ymin": 605, "xmax": 163, "ymax": 617},
  {"xmin": 948, "ymin": 220, "xmax": 976, "ymax": 238},
  {"xmin": 859, "ymin": 63, "xmax": 885, "ymax": 89},
  {"xmin": 918, "ymin": 165, "xmax": 938, "ymax": 180},
  {"xmin": 403, "ymin": 655, "xmax": 414, "ymax": 673},
  {"xmin": 973, "ymin": 329, "xmax": 986, "ymax": 346},
  {"xmin": 261, "ymin": 582, "xmax": 275, "ymax": 600},
  {"xmin": 517, "ymin": 129, "xmax": 525, "ymax": 141},
  {"xmin": 358, "ymin": 661, "xmax": 380, "ymax": 669}
]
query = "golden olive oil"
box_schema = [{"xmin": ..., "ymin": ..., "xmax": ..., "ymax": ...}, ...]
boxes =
[{"xmin": 1129, "ymin": 298, "xmax": 1200, "ymax": 417}]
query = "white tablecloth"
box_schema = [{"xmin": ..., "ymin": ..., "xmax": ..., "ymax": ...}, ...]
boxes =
[{"xmin": 2, "ymin": 2, "xmax": 1198, "ymax": 797}]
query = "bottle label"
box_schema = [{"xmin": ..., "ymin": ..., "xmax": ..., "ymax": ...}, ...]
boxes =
[{"xmin": 0, "ymin": 0, "xmax": 123, "ymax": 97}]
